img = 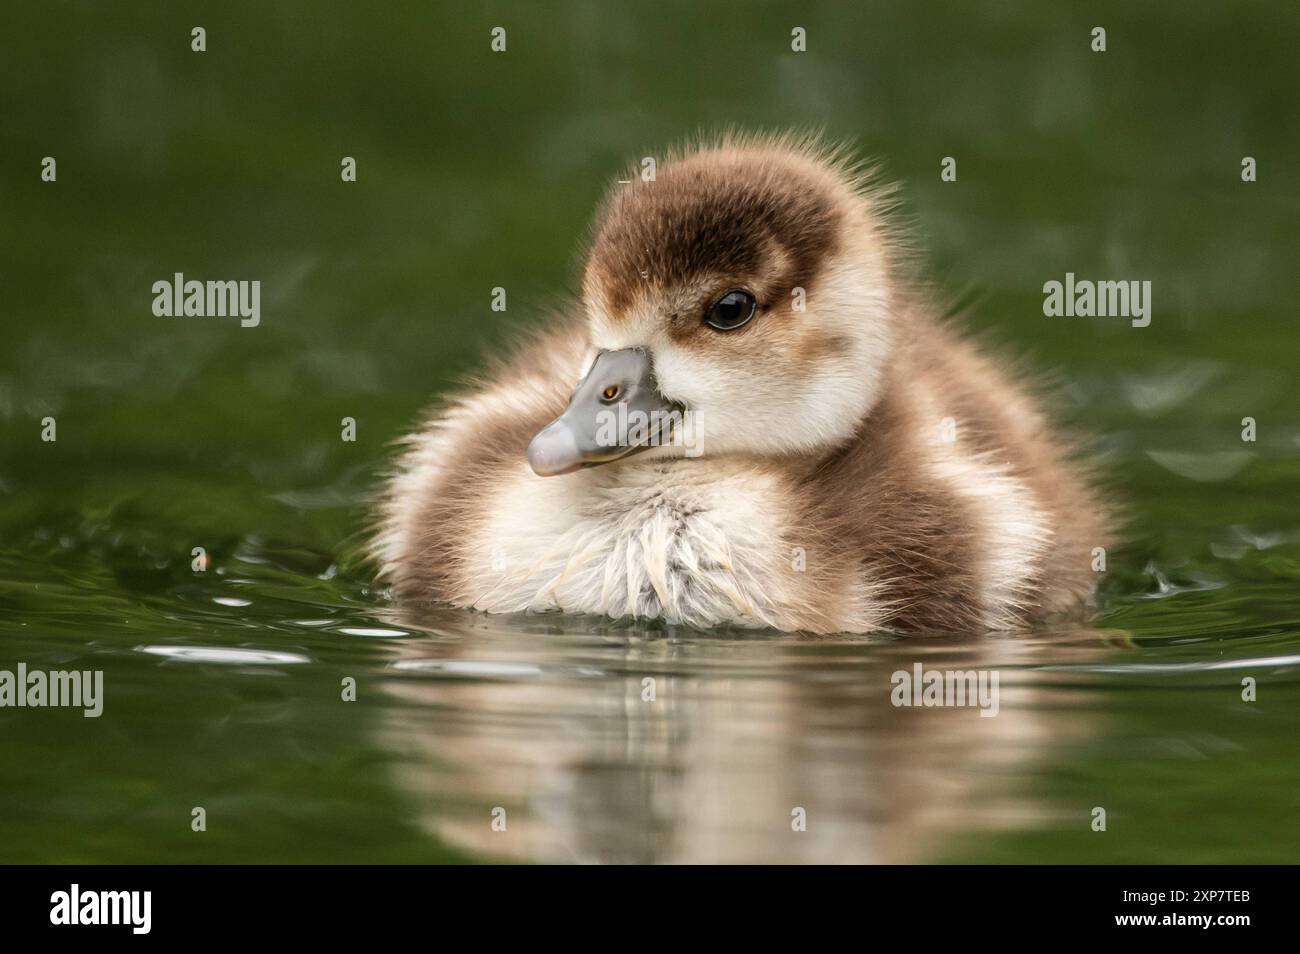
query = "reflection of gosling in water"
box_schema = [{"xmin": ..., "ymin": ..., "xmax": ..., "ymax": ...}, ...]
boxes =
[
  {"xmin": 377, "ymin": 612, "xmax": 1106, "ymax": 863},
  {"xmin": 373, "ymin": 133, "xmax": 1111, "ymax": 633}
]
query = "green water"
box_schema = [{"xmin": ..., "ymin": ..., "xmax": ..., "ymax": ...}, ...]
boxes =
[{"xmin": 2, "ymin": 1, "xmax": 1298, "ymax": 863}]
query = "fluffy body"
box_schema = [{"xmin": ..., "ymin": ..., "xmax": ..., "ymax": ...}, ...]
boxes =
[{"xmin": 372, "ymin": 134, "xmax": 1110, "ymax": 634}]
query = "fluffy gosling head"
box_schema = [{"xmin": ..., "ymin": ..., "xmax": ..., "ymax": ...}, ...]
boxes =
[{"xmin": 528, "ymin": 135, "xmax": 901, "ymax": 477}]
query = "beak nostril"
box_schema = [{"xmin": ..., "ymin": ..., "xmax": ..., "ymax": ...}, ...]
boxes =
[{"xmin": 601, "ymin": 384, "xmax": 621, "ymax": 401}]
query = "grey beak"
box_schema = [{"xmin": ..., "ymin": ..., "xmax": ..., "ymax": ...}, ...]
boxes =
[{"xmin": 527, "ymin": 348, "xmax": 680, "ymax": 477}]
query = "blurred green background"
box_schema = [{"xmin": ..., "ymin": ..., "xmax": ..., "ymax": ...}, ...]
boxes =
[{"xmin": 1, "ymin": 1, "xmax": 1298, "ymax": 863}]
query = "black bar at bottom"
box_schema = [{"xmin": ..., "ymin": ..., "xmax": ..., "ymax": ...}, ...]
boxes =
[{"xmin": 0, "ymin": 864, "xmax": 1283, "ymax": 940}]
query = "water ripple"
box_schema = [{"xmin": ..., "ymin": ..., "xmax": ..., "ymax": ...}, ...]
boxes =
[{"xmin": 137, "ymin": 645, "xmax": 311, "ymax": 665}]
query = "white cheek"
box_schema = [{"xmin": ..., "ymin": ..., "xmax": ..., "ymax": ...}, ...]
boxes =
[
  {"xmin": 653, "ymin": 320, "xmax": 888, "ymax": 457},
  {"xmin": 652, "ymin": 345, "xmax": 786, "ymax": 454}
]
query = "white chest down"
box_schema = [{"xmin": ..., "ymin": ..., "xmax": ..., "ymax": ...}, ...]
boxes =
[{"xmin": 463, "ymin": 460, "xmax": 806, "ymax": 630}]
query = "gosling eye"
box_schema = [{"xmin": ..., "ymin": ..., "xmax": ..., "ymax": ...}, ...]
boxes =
[{"xmin": 705, "ymin": 289, "xmax": 757, "ymax": 332}]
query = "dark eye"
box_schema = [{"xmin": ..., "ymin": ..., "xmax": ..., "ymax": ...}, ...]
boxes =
[{"xmin": 705, "ymin": 289, "xmax": 756, "ymax": 331}]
